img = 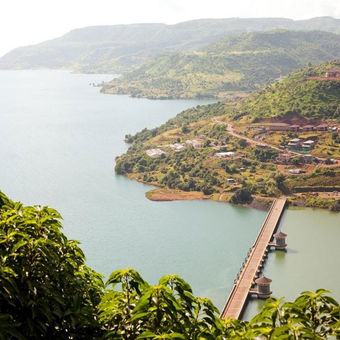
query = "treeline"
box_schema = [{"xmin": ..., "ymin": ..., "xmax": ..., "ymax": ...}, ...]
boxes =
[
  {"xmin": 1, "ymin": 190, "xmax": 340, "ymax": 339},
  {"xmin": 124, "ymin": 102, "xmax": 228, "ymax": 145},
  {"xmin": 116, "ymin": 147, "xmax": 221, "ymax": 194}
]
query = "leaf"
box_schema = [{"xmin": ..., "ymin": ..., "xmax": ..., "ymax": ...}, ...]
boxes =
[{"xmin": 137, "ymin": 331, "xmax": 157, "ymax": 339}]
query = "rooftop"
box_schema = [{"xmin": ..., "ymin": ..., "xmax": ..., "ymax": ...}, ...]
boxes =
[
  {"xmin": 255, "ymin": 276, "xmax": 272, "ymax": 284},
  {"xmin": 303, "ymin": 140, "xmax": 315, "ymax": 145},
  {"xmin": 146, "ymin": 148, "xmax": 167, "ymax": 158},
  {"xmin": 274, "ymin": 231, "xmax": 287, "ymax": 238},
  {"xmin": 269, "ymin": 122, "xmax": 289, "ymax": 126}
]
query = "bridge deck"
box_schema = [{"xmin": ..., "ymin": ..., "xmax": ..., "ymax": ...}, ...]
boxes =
[{"xmin": 220, "ymin": 197, "xmax": 287, "ymax": 320}]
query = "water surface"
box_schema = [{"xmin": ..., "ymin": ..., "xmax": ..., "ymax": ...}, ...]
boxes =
[
  {"xmin": 243, "ymin": 207, "xmax": 340, "ymax": 319},
  {"xmin": 0, "ymin": 70, "xmax": 266, "ymax": 309}
]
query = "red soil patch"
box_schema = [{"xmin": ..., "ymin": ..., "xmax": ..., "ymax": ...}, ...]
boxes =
[
  {"xmin": 146, "ymin": 188, "xmax": 208, "ymax": 201},
  {"xmin": 307, "ymin": 77, "xmax": 340, "ymax": 81},
  {"xmin": 268, "ymin": 113, "xmax": 322, "ymax": 126}
]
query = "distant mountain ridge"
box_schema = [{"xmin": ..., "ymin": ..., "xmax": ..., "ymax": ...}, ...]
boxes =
[
  {"xmin": 1, "ymin": 16, "xmax": 340, "ymax": 73},
  {"xmin": 102, "ymin": 30, "xmax": 340, "ymax": 98}
]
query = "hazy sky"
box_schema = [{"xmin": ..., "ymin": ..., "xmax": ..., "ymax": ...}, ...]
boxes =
[{"xmin": 1, "ymin": 0, "xmax": 340, "ymax": 56}]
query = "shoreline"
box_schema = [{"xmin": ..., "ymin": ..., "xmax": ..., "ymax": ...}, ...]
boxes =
[
  {"xmin": 127, "ymin": 175, "xmax": 339, "ymax": 212},
  {"xmin": 143, "ymin": 184, "xmax": 273, "ymax": 211},
  {"xmin": 145, "ymin": 186, "xmax": 340, "ymax": 212}
]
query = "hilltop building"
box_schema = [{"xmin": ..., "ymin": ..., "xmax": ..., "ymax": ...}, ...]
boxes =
[
  {"xmin": 186, "ymin": 139, "xmax": 203, "ymax": 149},
  {"xmin": 146, "ymin": 148, "xmax": 167, "ymax": 158},
  {"xmin": 325, "ymin": 69, "xmax": 340, "ymax": 78},
  {"xmin": 301, "ymin": 140, "xmax": 315, "ymax": 150},
  {"xmin": 169, "ymin": 143, "xmax": 186, "ymax": 152}
]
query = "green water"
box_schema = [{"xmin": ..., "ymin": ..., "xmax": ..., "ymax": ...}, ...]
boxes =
[
  {"xmin": 0, "ymin": 70, "xmax": 266, "ymax": 310},
  {"xmin": 0, "ymin": 70, "xmax": 338, "ymax": 314},
  {"xmin": 243, "ymin": 207, "xmax": 340, "ymax": 319}
]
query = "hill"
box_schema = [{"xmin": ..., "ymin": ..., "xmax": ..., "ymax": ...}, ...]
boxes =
[
  {"xmin": 114, "ymin": 61, "xmax": 340, "ymax": 209},
  {"xmin": 1, "ymin": 17, "xmax": 340, "ymax": 73},
  {"xmin": 102, "ymin": 30, "xmax": 340, "ymax": 98},
  {"xmin": 234, "ymin": 59, "xmax": 340, "ymax": 122}
]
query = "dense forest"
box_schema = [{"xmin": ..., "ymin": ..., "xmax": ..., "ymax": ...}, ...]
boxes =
[
  {"xmin": 1, "ymin": 190, "xmax": 340, "ymax": 339},
  {"xmin": 1, "ymin": 17, "xmax": 340, "ymax": 73},
  {"xmin": 102, "ymin": 31, "xmax": 340, "ymax": 98}
]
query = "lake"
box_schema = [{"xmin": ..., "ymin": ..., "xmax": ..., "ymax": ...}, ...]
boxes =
[
  {"xmin": 0, "ymin": 70, "xmax": 338, "ymax": 314},
  {"xmin": 0, "ymin": 70, "xmax": 266, "ymax": 310},
  {"xmin": 243, "ymin": 207, "xmax": 340, "ymax": 319}
]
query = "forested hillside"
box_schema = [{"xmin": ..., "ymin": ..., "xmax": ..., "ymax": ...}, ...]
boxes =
[
  {"xmin": 235, "ymin": 59, "xmax": 340, "ymax": 122},
  {"xmin": 1, "ymin": 17, "xmax": 340, "ymax": 73},
  {"xmin": 102, "ymin": 30, "xmax": 340, "ymax": 98}
]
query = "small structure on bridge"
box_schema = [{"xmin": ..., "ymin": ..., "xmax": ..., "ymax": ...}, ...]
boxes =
[
  {"xmin": 255, "ymin": 276, "xmax": 272, "ymax": 298},
  {"xmin": 272, "ymin": 231, "xmax": 288, "ymax": 250},
  {"xmin": 250, "ymin": 276, "xmax": 273, "ymax": 299}
]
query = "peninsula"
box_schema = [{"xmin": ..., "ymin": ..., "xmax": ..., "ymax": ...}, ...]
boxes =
[{"xmin": 115, "ymin": 61, "xmax": 340, "ymax": 210}]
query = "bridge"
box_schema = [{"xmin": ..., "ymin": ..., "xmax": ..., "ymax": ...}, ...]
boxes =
[{"xmin": 220, "ymin": 197, "xmax": 287, "ymax": 320}]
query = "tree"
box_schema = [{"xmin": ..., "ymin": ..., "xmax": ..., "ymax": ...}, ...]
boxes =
[
  {"xmin": 1, "ymin": 191, "xmax": 340, "ymax": 339},
  {"xmin": 330, "ymin": 199, "xmax": 340, "ymax": 212},
  {"xmin": 253, "ymin": 148, "xmax": 278, "ymax": 162},
  {"xmin": 181, "ymin": 125, "xmax": 190, "ymax": 134},
  {"xmin": 99, "ymin": 270, "xmax": 221, "ymax": 339},
  {"xmin": 0, "ymin": 191, "xmax": 104, "ymax": 340},
  {"xmin": 201, "ymin": 185, "xmax": 214, "ymax": 195},
  {"xmin": 291, "ymin": 156, "xmax": 303, "ymax": 165},
  {"xmin": 230, "ymin": 188, "xmax": 253, "ymax": 204},
  {"xmin": 238, "ymin": 139, "xmax": 248, "ymax": 148}
]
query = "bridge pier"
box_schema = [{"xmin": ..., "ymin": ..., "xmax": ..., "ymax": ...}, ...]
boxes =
[{"xmin": 250, "ymin": 276, "xmax": 273, "ymax": 299}]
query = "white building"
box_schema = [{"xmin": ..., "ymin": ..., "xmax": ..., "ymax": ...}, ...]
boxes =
[
  {"xmin": 169, "ymin": 143, "xmax": 186, "ymax": 152},
  {"xmin": 302, "ymin": 140, "xmax": 315, "ymax": 149},
  {"xmin": 186, "ymin": 139, "xmax": 203, "ymax": 149},
  {"xmin": 215, "ymin": 151, "xmax": 235, "ymax": 158},
  {"xmin": 146, "ymin": 149, "xmax": 167, "ymax": 158},
  {"xmin": 289, "ymin": 168, "xmax": 302, "ymax": 174}
]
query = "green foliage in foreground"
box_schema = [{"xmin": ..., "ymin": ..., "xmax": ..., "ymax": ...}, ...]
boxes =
[
  {"xmin": 1, "ymin": 191, "xmax": 340, "ymax": 339},
  {"xmin": 0, "ymin": 191, "xmax": 104, "ymax": 339}
]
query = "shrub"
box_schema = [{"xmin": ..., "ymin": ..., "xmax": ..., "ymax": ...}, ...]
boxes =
[{"xmin": 230, "ymin": 188, "xmax": 253, "ymax": 204}]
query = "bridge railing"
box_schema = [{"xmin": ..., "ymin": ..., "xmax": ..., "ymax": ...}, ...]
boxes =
[{"xmin": 220, "ymin": 198, "xmax": 287, "ymax": 319}]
